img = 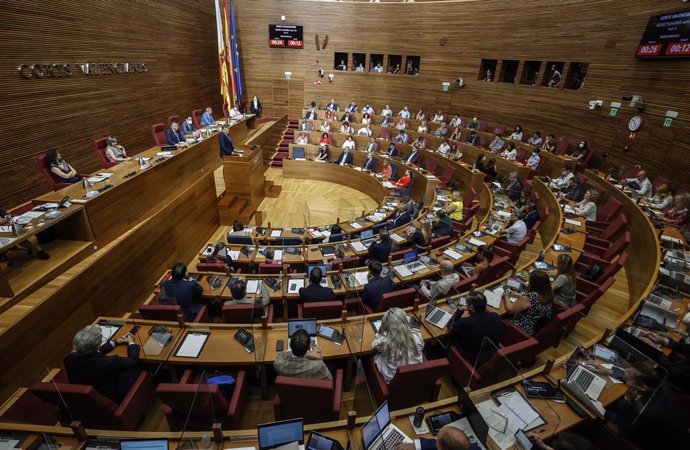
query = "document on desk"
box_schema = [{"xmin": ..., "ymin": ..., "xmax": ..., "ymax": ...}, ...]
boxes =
[
  {"xmin": 246, "ymin": 279, "xmax": 261, "ymax": 294},
  {"xmin": 174, "ymin": 332, "xmax": 209, "ymax": 358},
  {"xmin": 0, "ymin": 439, "xmax": 20, "ymax": 450},
  {"xmin": 382, "ymin": 181, "xmax": 396, "ymax": 189},
  {"xmin": 273, "ymin": 250, "xmax": 283, "ymax": 261},
  {"xmin": 394, "ymin": 265, "xmax": 413, "ymax": 278},
  {"xmin": 99, "ymin": 324, "xmax": 121, "ymax": 344},
  {"xmin": 156, "ymin": 151, "xmax": 174, "ymax": 157},
  {"xmin": 447, "ymin": 418, "xmax": 486, "ymax": 450},
  {"xmin": 443, "ymin": 248, "xmax": 463, "ymax": 260},
  {"xmin": 228, "ymin": 251, "xmax": 241, "ymax": 261},
  {"xmin": 483, "ymin": 287, "xmax": 504, "ymax": 309},
  {"xmin": 287, "ymin": 278, "xmax": 305, "ymax": 294},
  {"xmin": 468, "ymin": 237, "xmax": 487, "ymax": 247},
  {"xmin": 350, "ymin": 241, "xmax": 367, "ymax": 252},
  {"xmin": 350, "ymin": 222, "xmax": 363, "ymax": 229},
  {"xmin": 0, "ymin": 226, "xmax": 12, "ymax": 234},
  {"xmin": 495, "ymin": 390, "xmax": 544, "ymax": 431},
  {"xmin": 19, "ymin": 211, "xmax": 45, "ymax": 220},
  {"xmin": 563, "ymin": 205, "xmax": 576, "ymax": 214},
  {"xmin": 564, "ymin": 218, "xmax": 582, "ymax": 227},
  {"xmin": 270, "ymin": 230, "xmax": 282, "ymax": 238},
  {"xmin": 391, "ymin": 233, "xmax": 405, "ymax": 243},
  {"xmin": 354, "ymin": 272, "xmax": 370, "ymax": 286},
  {"xmin": 476, "ymin": 401, "xmax": 524, "ymax": 450},
  {"xmin": 661, "ymin": 234, "xmax": 682, "ymax": 244}
]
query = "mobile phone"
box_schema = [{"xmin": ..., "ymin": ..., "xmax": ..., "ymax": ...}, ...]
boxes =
[
  {"xmin": 129, "ymin": 325, "xmax": 140, "ymax": 335},
  {"xmin": 276, "ymin": 340, "xmax": 284, "ymax": 351},
  {"xmin": 514, "ymin": 429, "xmax": 533, "ymax": 450}
]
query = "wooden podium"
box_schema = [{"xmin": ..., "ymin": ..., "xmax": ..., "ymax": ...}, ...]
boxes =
[{"xmin": 219, "ymin": 144, "xmax": 266, "ymax": 225}]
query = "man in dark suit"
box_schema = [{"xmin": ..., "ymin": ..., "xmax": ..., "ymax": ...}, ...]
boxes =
[
  {"xmin": 521, "ymin": 203, "xmax": 540, "ymax": 229},
  {"xmin": 368, "ymin": 229, "xmax": 392, "ymax": 263},
  {"xmin": 448, "ymin": 292, "xmax": 502, "ymax": 365},
  {"xmin": 219, "ymin": 124, "xmax": 235, "ymax": 157},
  {"xmin": 362, "ymin": 261, "xmax": 395, "ymax": 311},
  {"xmin": 385, "ymin": 143, "xmax": 398, "ymax": 158},
  {"xmin": 160, "ymin": 263, "xmax": 203, "ymax": 321},
  {"xmin": 396, "ymin": 425, "xmax": 469, "ymax": 450},
  {"xmin": 250, "ymin": 96, "xmax": 262, "ymax": 116},
  {"xmin": 326, "ymin": 99, "xmax": 339, "ymax": 111},
  {"xmin": 467, "ymin": 130, "xmax": 480, "ymax": 146},
  {"xmin": 362, "ymin": 153, "xmax": 377, "ymax": 171},
  {"xmin": 166, "ymin": 121, "xmax": 185, "ymax": 145},
  {"xmin": 64, "ymin": 325, "xmax": 141, "ymax": 403},
  {"xmin": 563, "ymin": 178, "xmax": 585, "ymax": 202},
  {"xmin": 390, "ymin": 206, "xmax": 411, "ymax": 228},
  {"xmin": 299, "ymin": 267, "xmax": 335, "ymax": 303},
  {"xmin": 404, "ymin": 148, "xmax": 420, "ymax": 165},
  {"xmin": 181, "ymin": 115, "xmax": 196, "ymax": 135},
  {"xmin": 504, "ymin": 172, "xmax": 522, "ymax": 201},
  {"xmin": 304, "ymin": 109, "xmax": 318, "ymax": 120},
  {"xmin": 335, "ymin": 149, "xmax": 354, "ymax": 166}
]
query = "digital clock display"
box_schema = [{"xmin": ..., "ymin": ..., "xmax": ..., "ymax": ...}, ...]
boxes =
[{"xmin": 637, "ymin": 9, "xmax": 690, "ymax": 59}]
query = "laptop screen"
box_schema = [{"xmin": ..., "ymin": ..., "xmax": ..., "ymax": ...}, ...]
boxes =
[
  {"xmin": 360, "ymin": 229, "xmax": 374, "ymax": 239},
  {"xmin": 288, "ymin": 319, "xmax": 317, "ymax": 337},
  {"xmin": 121, "ymin": 440, "xmax": 169, "ymax": 450},
  {"xmin": 564, "ymin": 347, "xmax": 582, "ymax": 378},
  {"xmin": 375, "ymin": 401, "xmax": 391, "ymax": 430},
  {"xmin": 258, "ymin": 419, "xmax": 305, "ymax": 450},
  {"xmin": 458, "ymin": 390, "xmax": 488, "ymax": 445},
  {"xmin": 612, "ymin": 329, "xmax": 665, "ymax": 364},
  {"xmin": 362, "ymin": 401, "xmax": 391, "ymax": 450},
  {"xmin": 403, "ymin": 250, "xmax": 418, "ymax": 264},
  {"xmin": 307, "ymin": 432, "xmax": 339, "ymax": 450},
  {"xmin": 425, "ymin": 301, "xmax": 436, "ymax": 319}
]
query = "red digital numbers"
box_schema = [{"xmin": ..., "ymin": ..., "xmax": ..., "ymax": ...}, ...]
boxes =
[
  {"xmin": 665, "ymin": 42, "xmax": 690, "ymax": 56},
  {"xmin": 636, "ymin": 44, "xmax": 662, "ymax": 56},
  {"xmin": 269, "ymin": 39, "xmax": 285, "ymax": 47},
  {"xmin": 287, "ymin": 40, "xmax": 303, "ymax": 48}
]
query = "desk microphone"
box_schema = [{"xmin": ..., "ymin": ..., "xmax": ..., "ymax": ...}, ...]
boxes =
[{"xmin": 123, "ymin": 171, "xmax": 137, "ymax": 178}]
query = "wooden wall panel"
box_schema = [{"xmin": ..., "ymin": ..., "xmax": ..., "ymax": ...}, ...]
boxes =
[
  {"xmin": 0, "ymin": 0, "xmax": 222, "ymax": 207},
  {"xmin": 234, "ymin": 0, "xmax": 690, "ymax": 190}
]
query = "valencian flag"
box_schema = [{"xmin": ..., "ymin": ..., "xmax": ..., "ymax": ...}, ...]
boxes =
[{"xmin": 215, "ymin": 0, "xmax": 243, "ymax": 111}]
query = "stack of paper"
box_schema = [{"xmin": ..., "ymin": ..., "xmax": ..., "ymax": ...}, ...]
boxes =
[
  {"xmin": 394, "ymin": 265, "xmax": 413, "ymax": 278},
  {"xmin": 354, "ymin": 272, "xmax": 370, "ymax": 286},
  {"xmin": 246, "ymin": 279, "xmax": 261, "ymax": 294},
  {"xmin": 273, "ymin": 250, "xmax": 283, "ymax": 261},
  {"xmin": 484, "ymin": 287, "xmax": 504, "ymax": 309},
  {"xmin": 175, "ymin": 332, "xmax": 208, "ymax": 358},
  {"xmin": 350, "ymin": 242, "xmax": 367, "ymax": 252},
  {"xmin": 564, "ymin": 218, "xmax": 582, "ymax": 227},
  {"xmin": 443, "ymin": 248, "xmax": 462, "ymax": 260},
  {"xmin": 468, "ymin": 237, "xmax": 487, "ymax": 247},
  {"xmin": 270, "ymin": 230, "xmax": 283, "ymax": 237},
  {"xmin": 563, "ymin": 205, "xmax": 576, "ymax": 214},
  {"xmin": 391, "ymin": 233, "xmax": 405, "ymax": 243},
  {"xmin": 382, "ymin": 181, "xmax": 396, "ymax": 189}
]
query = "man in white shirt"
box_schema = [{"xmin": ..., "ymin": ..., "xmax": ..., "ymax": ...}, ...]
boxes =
[
  {"xmin": 526, "ymin": 148, "xmax": 541, "ymax": 170},
  {"xmin": 357, "ymin": 124, "xmax": 372, "ymax": 136},
  {"xmin": 549, "ymin": 165, "xmax": 575, "ymax": 190},
  {"xmin": 399, "ymin": 106, "xmax": 411, "ymax": 118},
  {"xmin": 623, "ymin": 170, "xmax": 652, "ymax": 199},
  {"xmin": 437, "ymin": 140, "xmax": 451, "ymax": 156},
  {"xmin": 355, "ymin": 64, "xmax": 364, "ymax": 72},
  {"xmin": 420, "ymin": 260, "xmax": 460, "ymax": 299},
  {"xmin": 337, "ymin": 60, "xmax": 347, "ymax": 71},
  {"xmin": 362, "ymin": 104, "xmax": 375, "ymax": 114},
  {"xmin": 449, "ymin": 115, "xmax": 462, "ymax": 128},
  {"xmin": 431, "ymin": 111, "xmax": 444, "ymax": 123},
  {"xmin": 381, "ymin": 104, "xmax": 393, "ymax": 116},
  {"xmin": 502, "ymin": 212, "xmax": 527, "ymax": 244},
  {"xmin": 489, "ymin": 134, "xmax": 505, "ymax": 153},
  {"xmin": 395, "ymin": 130, "xmax": 409, "ymax": 144}
]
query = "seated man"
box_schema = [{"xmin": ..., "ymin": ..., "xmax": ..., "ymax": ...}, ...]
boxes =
[
  {"xmin": 368, "ymin": 229, "xmax": 393, "ymax": 263},
  {"xmin": 160, "ymin": 263, "xmax": 203, "ymax": 321},
  {"xmin": 326, "ymin": 99, "xmax": 339, "ymax": 111},
  {"xmin": 432, "ymin": 210, "xmax": 453, "ymax": 237},
  {"xmin": 489, "ymin": 134, "xmax": 505, "ymax": 153},
  {"xmin": 526, "ymin": 148, "xmax": 542, "ymax": 171},
  {"xmin": 466, "ymin": 130, "xmax": 480, "ymax": 146},
  {"xmin": 304, "ymin": 109, "xmax": 318, "ymax": 120},
  {"xmin": 467, "ymin": 117, "xmax": 480, "ymax": 130},
  {"xmin": 406, "ymin": 425, "xmax": 469, "ymax": 450},
  {"xmin": 521, "ymin": 202, "xmax": 540, "ymax": 229},
  {"xmin": 0, "ymin": 208, "xmax": 50, "ymax": 260},
  {"xmin": 181, "ymin": 115, "xmax": 196, "ymax": 135},
  {"xmin": 335, "ymin": 148, "xmax": 354, "ymax": 166},
  {"xmin": 562, "ymin": 177, "xmax": 585, "ymax": 202},
  {"xmin": 395, "ymin": 130, "xmax": 410, "ymax": 144},
  {"xmin": 224, "ymin": 279, "xmax": 270, "ymax": 318},
  {"xmin": 64, "ymin": 325, "xmax": 140, "ymax": 403},
  {"xmin": 622, "ymin": 170, "xmax": 652, "ymax": 199},
  {"xmin": 364, "ymin": 138, "xmax": 379, "ymax": 153},
  {"xmin": 527, "ymin": 131, "xmax": 543, "ymax": 147},
  {"xmin": 390, "ymin": 205, "xmax": 412, "ymax": 228},
  {"xmin": 380, "ymin": 114, "xmax": 393, "ymax": 126},
  {"xmin": 433, "ymin": 122, "xmax": 449, "ymax": 137},
  {"xmin": 548, "ymin": 165, "xmax": 574, "ymax": 190},
  {"xmin": 299, "ymin": 267, "xmax": 335, "ymax": 303},
  {"xmin": 501, "ymin": 212, "xmax": 527, "ymax": 244},
  {"xmin": 398, "ymin": 106, "xmax": 411, "ymax": 118},
  {"xmin": 404, "ymin": 148, "xmax": 420, "ymax": 165},
  {"xmin": 362, "ymin": 152, "xmax": 377, "ymax": 171},
  {"xmin": 219, "ymin": 124, "xmax": 236, "ymax": 157},
  {"xmin": 448, "ymin": 292, "xmax": 503, "ymax": 367},
  {"xmin": 274, "ymin": 329, "xmax": 332, "ymax": 381},
  {"xmin": 166, "ymin": 121, "xmax": 186, "ymax": 145},
  {"xmin": 362, "ymin": 261, "xmax": 395, "ymax": 311},
  {"xmin": 420, "ymin": 260, "xmax": 459, "ymax": 300},
  {"xmin": 200, "ymin": 107, "xmax": 215, "ymax": 126},
  {"xmin": 381, "ymin": 105, "xmax": 393, "ymax": 116}
]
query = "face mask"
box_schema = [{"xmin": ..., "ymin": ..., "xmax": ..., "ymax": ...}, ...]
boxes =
[
  {"xmin": 187, "ymin": 120, "xmax": 192, "ymax": 124},
  {"xmin": 579, "ymin": 143, "xmax": 585, "ymax": 149}
]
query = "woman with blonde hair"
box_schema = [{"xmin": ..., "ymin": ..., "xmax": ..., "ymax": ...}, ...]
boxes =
[
  {"xmin": 647, "ymin": 184, "xmax": 673, "ymax": 212},
  {"xmin": 575, "ymin": 189, "xmax": 598, "ymax": 221},
  {"xmin": 372, "ymin": 307, "xmax": 424, "ymax": 383},
  {"xmin": 552, "ymin": 254, "xmax": 576, "ymax": 307}
]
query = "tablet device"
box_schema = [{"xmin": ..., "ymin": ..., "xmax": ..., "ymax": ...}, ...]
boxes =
[
  {"xmin": 317, "ymin": 324, "xmax": 344, "ymax": 344},
  {"xmin": 426, "ymin": 411, "xmax": 460, "ymax": 435}
]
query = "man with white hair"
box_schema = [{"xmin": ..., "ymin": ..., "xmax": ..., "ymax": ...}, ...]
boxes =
[
  {"xmin": 420, "ymin": 259, "xmax": 459, "ymax": 300},
  {"xmin": 63, "ymin": 325, "xmax": 141, "ymax": 402}
]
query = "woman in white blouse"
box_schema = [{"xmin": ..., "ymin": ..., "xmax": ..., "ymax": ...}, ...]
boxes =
[
  {"xmin": 340, "ymin": 122, "xmax": 354, "ymax": 134},
  {"xmin": 416, "ymin": 109, "xmax": 425, "ymax": 121},
  {"xmin": 320, "ymin": 121, "xmax": 331, "ymax": 133},
  {"xmin": 395, "ymin": 119, "xmax": 408, "ymax": 130},
  {"xmin": 372, "ymin": 307, "xmax": 424, "ymax": 383},
  {"xmin": 575, "ymin": 189, "xmax": 599, "ymax": 221},
  {"xmin": 509, "ymin": 125, "xmax": 523, "ymax": 142},
  {"xmin": 295, "ymin": 133, "xmax": 309, "ymax": 145},
  {"xmin": 417, "ymin": 121, "xmax": 428, "ymax": 133},
  {"xmin": 362, "ymin": 113, "xmax": 372, "ymax": 125},
  {"xmin": 357, "ymin": 124, "xmax": 372, "ymax": 136},
  {"xmin": 343, "ymin": 135, "xmax": 356, "ymax": 150},
  {"xmin": 647, "ymin": 184, "xmax": 673, "ymax": 212},
  {"xmin": 500, "ymin": 143, "xmax": 517, "ymax": 161}
]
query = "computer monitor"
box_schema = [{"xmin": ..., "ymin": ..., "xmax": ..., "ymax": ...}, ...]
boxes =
[
  {"xmin": 277, "ymin": 237, "xmax": 302, "ymax": 246},
  {"xmin": 403, "ymin": 250, "xmax": 418, "ymax": 264},
  {"xmin": 308, "ymin": 264, "xmax": 327, "ymax": 278},
  {"xmin": 288, "ymin": 319, "xmax": 317, "ymax": 338},
  {"xmin": 227, "ymin": 235, "xmax": 253, "ymax": 245},
  {"xmin": 329, "ymin": 233, "xmax": 346, "ymax": 243},
  {"xmin": 360, "ymin": 229, "xmax": 374, "ymax": 239},
  {"xmin": 611, "ymin": 328, "xmax": 665, "ymax": 364},
  {"xmin": 258, "ymin": 419, "xmax": 305, "ymax": 450},
  {"xmin": 564, "ymin": 346, "xmax": 582, "ymax": 378},
  {"xmin": 307, "ymin": 432, "xmax": 342, "ymax": 450},
  {"xmin": 121, "ymin": 439, "xmax": 169, "ymax": 450},
  {"xmin": 293, "ymin": 146, "xmax": 306, "ymax": 159}
]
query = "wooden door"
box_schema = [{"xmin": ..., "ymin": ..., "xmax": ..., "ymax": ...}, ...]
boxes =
[{"xmin": 272, "ymin": 79, "xmax": 289, "ymax": 117}]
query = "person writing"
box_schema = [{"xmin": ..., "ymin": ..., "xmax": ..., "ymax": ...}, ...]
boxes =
[
  {"xmin": 219, "ymin": 124, "xmax": 236, "ymax": 157},
  {"xmin": 105, "ymin": 136, "xmax": 131, "ymax": 163},
  {"xmin": 200, "ymin": 107, "xmax": 215, "ymax": 126},
  {"xmin": 504, "ymin": 270, "xmax": 553, "ymax": 336},
  {"xmin": 45, "ymin": 149, "xmax": 81, "ymax": 183},
  {"xmin": 372, "ymin": 307, "xmax": 424, "ymax": 383}
]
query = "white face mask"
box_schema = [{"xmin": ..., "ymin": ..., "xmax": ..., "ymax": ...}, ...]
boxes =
[{"xmin": 187, "ymin": 119, "xmax": 192, "ymax": 124}]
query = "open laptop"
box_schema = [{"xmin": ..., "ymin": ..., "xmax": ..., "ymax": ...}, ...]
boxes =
[
  {"xmin": 424, "ymin": 300, "xmax": 453, "ymax": 329},
  {"xmin": 457, "ymin": 388, "xmax": 489, "ymax": 446},
  {"xmin": 360, "ymin": 229, "xmax": 375, "ymax": 246},
  {"xmin": 403, "ymin": 250, "xmax": 425, "ymax": 272},
  {"xmin": 288, "ymin": 318, "xmax": 318, "ymax": 348},
  {"xmin": 308, "ymin": 264, "xmax": 329, "ymax": 287},
  {"xmin": 564, "ymin": 347, "xmax": 606, "ymax": 400},
  {"xmin": 306, "ymin": 432, "xmax": 343, "ymax": 450},
  {"xmin": 361, "ymin": 401, "xmax": 412, "ymax": 450},
  {"xmin": 258, "ymin": 419, "xmax": 305, "ymax": 450}
]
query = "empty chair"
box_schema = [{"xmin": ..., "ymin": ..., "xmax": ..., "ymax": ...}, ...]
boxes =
[
  {"xmin": 274, "ymin": 369, "xmax": 343, "ymax": 424},
  {"xmin": 157, "ymin": 369, "xmax": 247, "ymax": 430},
  {"xmin": 380, "ymin": 129, "xmax": 392, "ymax": 140},
  {"xmin": 192, "ymin": 109, "xmax": 203, "ymax": 129},
  {"xmin": 591, "ymin": 196, "xmax": 623, "ymax": 225},
  {"xmin": 582, "ymin": 231, "xmax": 630, "ymax": 262},
  {"xmin": 298, "ymin": 300, "xmax": 344, "ymax": 320},
  {"xmin": 222, "ymin": 303, "xmax": 274, "ymax": 323},
  {"xmin": 332, "ymin": 256, "xmax": 360, "ymax": 270},
  {"xmin": 579, "ymin": 277, "xmax": 615, "ymax": 314},
  {"xmin": 196, "ymin": 261, "xmax": 228, "ymax": 272},
  {"xmin": 364, "ymin": 288, "xmax": 417, "ymax": 314},
  {"xmin": 438, "ymin": 166, "xmax": 455, "ymax": 186},
  {"xmin": 259, "ymin": 263, "xmax": 284, "ymax": 274},
  {"xmin": 425, "ymin": 158, "xmax": 438, "ymax": 174},
  {"xmin": 139, "ymin": 304, "xmax": 208, "ymax": 323},
  {"xmin": 92, "ymin": 137, "xmax": 117, "ymax": 169},
  {"xmin": 585, "ymin": 214, "xmax": 628, "ymax": 250},
  {"xmin": 430, "ymin": 235, "xmax": 452, "ymax": 249},
  {"xmin": 464, "ymin": 188, "xmax": 478, "ymax": 206},
  {"xmin": 555, "ymin": 139, "xmax": 569, "ymax": 155},
  {"xmin": 366, "ymin": 358, "xmax": 449, "ymax": 410},
  {"xmin": 31, "ymin": 370, "xmax": 154, "ymax": 431},
  {"xmin": 152, "ymin": 123, "xmax": 167, "ymax": 146},
  {"xmin": 493, "ymin": 124, "xmax": 506, "ymax": 136}
]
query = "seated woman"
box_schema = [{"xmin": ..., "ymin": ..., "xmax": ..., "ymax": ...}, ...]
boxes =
[
  {"xmin": 324, "ymin": 110, "xmax": 336, "ymax": 122},
  {"xmin": 339, "ymin": 122, "xmax": 354, "ymax": 135},
  {"xmin": 552, "ymin": 254, "xmax": 576, "ymax": 307},
  {"xmin": 569, "ymin": 140, "xmax": 589, "ymax": 161},
  {"xmin": 343, "ymin": 135, "xmax": 356, "ymax": 150},
  {"xmin": 380, "ymin": 160, "xmax": 393, "ymax": 180},
  {"xmin": 574, "ymin": 189, "xmax": 598, "ymax": 221},
  {"xmin": 504, "ymin": 270, "xmax": 553, "ymax": 336},
  {"xmin": 316, "ymin": 144, "xmax": 330, "ymax": 162},
  {"xmin": 405, "ymin": 221, "xmax": 431, "ymax": 250},
  {"xmin": 449, "ymin": 127, "xmax": 461, "ymax": 141},
  {"xmin": 372, "ymin": 307, "xmax": 424, "ymax": 383},
  {"xmin": 417, "ymin": 121, "xmax": 428, "ymax": 133},
  {"xmin": 320, "ymin": 121, "xmax": 332, "ymax": 133},
  {"xmin": 105, "ymin": 136, "xmax": 131, "ymax": 163},
  {"xmin": 415, "ymin": 109, "xmax": 425, "ymax": 121},
  {"xmin": 501, "ymin": 143, "xmax": 517, "ymax": 161},
  {"xmin": 450, "ymin": 143, "xmax": 462, "ymax": 161},
  {"xmin": 318, "ymin": 132, "xmax": 332, "ymax": 146},
  {"xmin": 295, "ymin": 133, "xmax": 309, "ymax": 145},
  {"xmin": 362, "ymin": 113, "xmax": 372, "ymax": 125},
  {"xmin": 473, "ymin": 154, "xmax": 487, "ymax": 172},
  {"xmin": 482, "ymin": 158, "xmax": 498, "ymax": 182},
  {"xmin": 647, "ymin": 184, "xmax": 673, "ymax": 212},
  {"xmin": 394, "ymin": 169, "xmax": 412, "ymax": 195},
  {"xmin": 437, "ymin": 140, "xmax": 451, "ymax": 156},
  {"xmin": 413, "ymin": 136, "xmax": 426, "ymax": 150},
  {"xmin": 663, "ymin": 194, "xmax": 689, "ymax": 226},
  {"xmin": 0, "ymin": 208, "xmax": 50, "ymax": 261},
  {"xmin": 263, "ymin": 247, "xmax": 277, "ymax": 264},
  {"xmin": 446, "ymin": 190, "xmax": 464, "ymax": 222},
  {"xmin": 45, "ymin": 149, "xmax": 81, "ymax": 184},
  {"xmin": 461, "ymin": 246, "xmax": 492, "ymax": 278},
  {"xmin": 395, "ymin": 119, "xmax": 407, "ymax": 130},
  {"xmin": 509, "ymin": 125, "xmax": 523, "ymax": 142}
]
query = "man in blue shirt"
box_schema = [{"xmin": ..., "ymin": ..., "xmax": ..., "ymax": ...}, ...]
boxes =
[
  {"xmin": 166, "ymin": 121, "xmax": 185, "ymax": 145},
  {"xmin": 160, "ymin": 263, "xmax": 203, "ymax": 322},
  {"xmin": 181, "ymin": 115, "xmax": 196, "ymax": 135},
  {"xmin": 200, "ymin": 107, "xmax": 215, "ymax": 126},
  {"xmin": 362, "ymin": 261, "xmax": 395, "ymax": 311},
  {"xmin": 219, "ymin": 124, "xmax": 235, "ymax": 157}
]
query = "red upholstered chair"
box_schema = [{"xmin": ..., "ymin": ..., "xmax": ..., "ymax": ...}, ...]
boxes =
[
  {"xmin": 222, "ymin": 303, "xmax": 274, "ymax": 323},
  {"xmin": 152, "ymin": 123, "xmax": 167, "ymax": 146},
  {"xmin": 438, "ymin": 166, "xmax": 455, "ymax": 186},
  {"xmin": 425, "ymin": 158, "xmax": 438, "ymax": 174},
  {"xmin": 389, "ymin": 247, "xmax": 413, "ymax": 262},
  {"xmin": 452, "ymin": 215, "xmax": 474, "ymax": 236},
  {"xmin": 366, "ymin": 358, "xmax": 449, "ymax": 410},
  {"xmin": 448, "ymin": 336, "xmax": 539, "ymax": 388},
  {"xmin": 380, "ymin": 129, "xmax": 392, "ymax": 140},
  {"xmin": 493, "ymin": 124, "xmax": 506, "ymax": 136},
  {"xmin": 167, "ymin": 115, "xmax": 181, "ymax": 127},
  {"xmin": 620, "ymin": 165, "xmax": 642, "ymax": 180},
  {"xmin": 578, "ymin": 147, "xmax": 594, "ymax": 169},
  {"xmin": 92, "ymin": 137, "xmax": 117, "ymax": 169},
  {"xmin": 581, "ymin": 231, "xmax": 630, "ymax": 262},
  {"xmin": 478, "ymin": 120, "xmax": 488, "ymax": 132},
  {"xmin": 579, "ymin": 277, "xmax": 614, "ymax": 314},
  {"xmin": 464, "ymin": 188, "xmax": 478, "ymax": 206},
  {"xmin": 364, "ymin": 288, "xmax": 417, "ymax": 314},
  {"xmin": 459, "ymin": 129, "xmax": 470, "ymax": 142},
  {"xmin": 530, "ymin": 153, "xmax": 548, "ymax": 177},
  {"xmin": 479, "ymin": 135, "xmax": 488, "ymax": 147},
  {"xmin": 156, "ymin": 369, "xmax": 247, "ymax": 430},
  {"xmin": 274, "ymin": 369, "xmax": 343, "ymax": 424},
  {"xmin": 30, "ymin": 370, "xmax": 154, "ymax": 431},
  {"xmin": 332, "ymin": 256, "xmax": 360, "ymax": 270},
  {"xmin": 139, "ymin": 304, "xmax": 208, "ymax": 323},
  {"xmin": 591, "ymin": 197, "xmax": 623, "ymax": 226},
  {"xmin": 430, "ymin": 235, "xmax": 452, "ymax": 249},
  {"xmin": 259, "ymin": 263, "xmax": 285, "ymax": 274},
  {"xmin": 37, "ymin": 155, "xmax": 86, "ymax": 191},
  {"xmin": 555, "ymin": 139, "xmax": 569, "ymax": 155},
  {"xmin": 196, "ymin": 261, "xmax": 228, "ymax": 272},
  {"xmin": 298, "ymin": 301, "xmax": 344, "ymax": 320},
  {"xmin": 192, "ymin": 109, "xmax": 203, "ymax": 129},
  {"xmin": 585, "ymin": 214, "xmax": 627, "ymax": 248}
]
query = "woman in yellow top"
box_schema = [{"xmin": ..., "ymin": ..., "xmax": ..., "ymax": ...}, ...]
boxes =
[{"xmin": 446, "ymin": 190, "xmax": 464, "ymax": 221}]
